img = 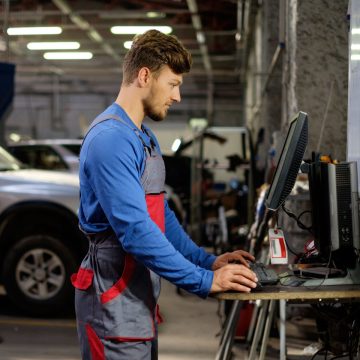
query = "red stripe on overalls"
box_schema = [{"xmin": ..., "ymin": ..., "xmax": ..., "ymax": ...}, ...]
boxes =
[
  {"xmin": 100, "ymin": 193, "xmax": 165, "ymax": 305},
  {"xmin": 146, "ymin": 193, "xmax": 165, "ymax": 233},
  {"xmin": 146, "ymin": 192, "xmax": 165, "ymax": 325},
  {"xmin": 85, "ymin": 323, "xmax": 105, "ymax": 360},
  {"xmin": 100, "ymin": 254, "xmax": 136, "ymax": 304}
]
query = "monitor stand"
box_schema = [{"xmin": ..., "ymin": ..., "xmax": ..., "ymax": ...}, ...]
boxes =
[{"xmin": 301, "ymin": 263, "xmax": 360, "ymax": 287}]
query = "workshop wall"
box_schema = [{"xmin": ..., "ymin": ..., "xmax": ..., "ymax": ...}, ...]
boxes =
[{"xmin": 245, "ymin": 0, "xmax": 349, "ymax": 169}]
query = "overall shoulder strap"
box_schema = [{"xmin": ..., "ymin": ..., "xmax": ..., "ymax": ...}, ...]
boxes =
[
  {"xmin": 82, "ymin": 113, "xmax": 150, "ymax": 153},
  {"xmin": 86, "ymin": 113, "xmax": 123, "ymax": 134}
]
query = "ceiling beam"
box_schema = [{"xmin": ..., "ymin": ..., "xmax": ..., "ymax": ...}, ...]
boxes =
[{"xmin": 51, "ymin": 0, "xmax": 120, "ymax": 62}]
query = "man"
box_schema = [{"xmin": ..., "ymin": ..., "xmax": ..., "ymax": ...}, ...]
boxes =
[{"xmin": 71, "ymin": 29, "xmax": 258, "ymax": 360}]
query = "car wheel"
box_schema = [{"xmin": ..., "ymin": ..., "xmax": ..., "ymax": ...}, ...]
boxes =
[{"xmin": 3, "ymin": 234, "xmax": 77, "ymax": 316}]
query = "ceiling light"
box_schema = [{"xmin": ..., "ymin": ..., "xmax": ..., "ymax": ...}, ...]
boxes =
[
  {"xmin": 196, "ymin": 32, "xmax": 205, "ymax": 44},
  {"xmin": 171, "ymin": 138, "xmax": 182, "ymax": 152},
  {"xmin": 351, "ymin": 54, "xmax": 360, "ymax": 61},
  {"xmin": 351, "ymin": 44, "xmax": 360, "ymax": 50},
  {"xmin": 9, "ymin": 133, "xmax": 21, "ymax": 142},
  {"xmin": 352, "ymin": 28, "xmax": 360, "ymax": 34},
  {"xmin": 189, "ymin": 118, "xmax": 208, "ymax": 129},
  {"xmin": 124, "ymin": 41, "xmax": 133, "ymax": 49},
  {"xmin": 110, "ymin": 26, "xmax": 172, "ymax": 35},
  {"xmin": 44, "ymin": 52, "xmax": 93, "ymax": 60},
  {"xmin": 146, "ymin": 12, "xmax": 166, "ymax": 19},
  {"xmin": 7, "ymin": 26, "xmax": 62, "ymax": 35},
  {"xmin": 27, "ymin": 42, "xmax": 80, "ymax": 50}
]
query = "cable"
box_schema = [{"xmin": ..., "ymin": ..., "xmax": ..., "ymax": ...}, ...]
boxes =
[
  {"xmin": 310, "ymin": 347, "xmax": 327, "ymax": 360},
  {"xmin": 281, "ymin": 203, "xmax": 313, "ymax": 234},
  {"xmin": 330, "ymin": 355, "xmax": 349, "ymax": 360},
  {"xmin": 302, "ymin": 250, "xmax": 332, "ymax": 291}
]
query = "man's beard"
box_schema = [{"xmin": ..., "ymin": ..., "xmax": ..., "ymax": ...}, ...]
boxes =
[{"xmin": 143, "ymin": 97, "xmax": 166, "ymax": 122}]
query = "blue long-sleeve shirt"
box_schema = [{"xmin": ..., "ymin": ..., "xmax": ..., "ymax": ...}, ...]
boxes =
[{"xmin": 78, "ymin": 103, "xmax": 215, "ymax": 298}]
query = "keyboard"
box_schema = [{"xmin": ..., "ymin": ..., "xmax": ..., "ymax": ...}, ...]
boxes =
[{"xmin": 250, "ymin": 262, "xmax": 279, "ymax": 286}]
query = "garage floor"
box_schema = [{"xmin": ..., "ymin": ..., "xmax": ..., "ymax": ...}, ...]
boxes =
[{"xmin": 0, "ymin": 283, "xmax": 345, "ymax": 359}]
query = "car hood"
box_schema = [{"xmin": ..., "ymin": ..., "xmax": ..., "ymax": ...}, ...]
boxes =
[{"xmin": 0, "ymin": 169, "xmax": 79, "ymax": 188}]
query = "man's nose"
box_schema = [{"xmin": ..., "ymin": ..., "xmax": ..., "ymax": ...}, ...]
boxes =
[{"xmin": 171, "ymin": 88, "xmax": 181, "ymax": 103}]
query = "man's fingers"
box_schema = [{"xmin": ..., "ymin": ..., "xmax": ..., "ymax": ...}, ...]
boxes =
[
  {"xmin": 228, "ymin": 250, "xmax": 255, "ymax": 266},
  {"xmin": 230, "ymin": 275, "xmax": 258, "ymax": 289},
  {"xmin": 211, "ymin": 263, "xmax": 260, "ymax": 293},
  {"xmin": 225, "ymin": 264, "xmax": 258, "ymax": 281}
]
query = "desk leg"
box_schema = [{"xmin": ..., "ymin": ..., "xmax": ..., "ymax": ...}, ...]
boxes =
[
  {"xmin": 279, "ymin": 299, "xmax": 287, "ymax": 360},
  {"xmin": 215, "ymin": 300, "xmax": 241, "ymax": 360},
  {"xmin": 246, "ymin": 300, "xmax": 260, "ymax": 343},
  {"xmin": 248, "ymin": 300, "xmax": 269, "ymax": 360},
  {"xmin": 259, "ymin": 299, "xmax": 276, "ymax": 360}
]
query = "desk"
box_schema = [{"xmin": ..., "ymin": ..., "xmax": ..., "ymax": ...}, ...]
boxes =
[{"xmin": 214, "ymin": 285, "xmax": 360, "ymax": 360}]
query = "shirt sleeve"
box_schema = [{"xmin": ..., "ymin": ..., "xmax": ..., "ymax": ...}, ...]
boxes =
[
  {"xmin": 164, "ymin": 200, "xmax": 216, "ymax": 270},
  {"xmin": 83, "ymin": 126, "xmax": 213, "ymax": 298}
]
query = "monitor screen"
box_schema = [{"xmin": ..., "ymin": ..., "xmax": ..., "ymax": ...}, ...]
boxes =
[{"xmin": 265, "ymin": 111, "xmax": 308, "ymax": 211}]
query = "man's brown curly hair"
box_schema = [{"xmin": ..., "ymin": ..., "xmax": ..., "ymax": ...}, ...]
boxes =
[{"xmin": 122, "ymin": 29, "xmax": 192, "ymax": 85}]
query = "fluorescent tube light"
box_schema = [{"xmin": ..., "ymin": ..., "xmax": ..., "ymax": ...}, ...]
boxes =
[
  {"xmin": 7, "ymin": 26, "xmax": 62, "ymax": 35},
  {"xmin": 9, "ymin": 133, "xmax": 21, "ymax": 142},
  {"xmin": 351, "ymin": 44, "xmax": 360, "ymax": 50},
  {"xmin": 351, "ymin": 54, "xmax": 360, "ymax": 61},
  {"xmin": 124, "ymin": 41, "xmax": 133, "ymax": 49},
  {"xmin": 189, "ymin": 118, "xmax": 208, "ymax": 129},
  {"xmin": 352, "ymin": 28, "xmax": 360, "ymax": 34},
  {"xmin": 146, "ymin": 12, "xmax": 166, "ymax": 19},
  {"xmin": 44, "ymin": 52, "xmax": 93, "ymax": 60},
  {"xmin": 111, "ymin": 26, "xmax": 172, "ymax": 35},
  {"xmin": 171, "ymin": 138, "xmax": 182, "ymax": 152},
  {"xmin": 27, "ymin": 42, "xmax": 80, "ymax": 50}
]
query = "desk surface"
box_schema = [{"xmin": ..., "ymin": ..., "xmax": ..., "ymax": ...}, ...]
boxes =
[{"xmin": 214, "ymin": 285, "xmax": 360, "ymax": 301}]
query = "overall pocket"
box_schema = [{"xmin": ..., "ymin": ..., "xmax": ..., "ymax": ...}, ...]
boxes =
[
  {"xmin": 100, "ymin": 253, "xmax": 135, "ymax": 304},
  {"xmin": 71, "ymin": 268, "xmax": 94, "ymax": 290}
]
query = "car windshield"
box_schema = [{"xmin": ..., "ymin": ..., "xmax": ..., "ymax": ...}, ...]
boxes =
[
  {"xmin": 62, "ymin": 144, "xmax": 81, "ymax": 156},
  {"xmin": 0, "ymin": 146, "xmax": 26, "ymax": 171}
]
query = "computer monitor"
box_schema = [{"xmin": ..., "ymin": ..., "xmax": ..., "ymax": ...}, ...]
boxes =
[
  {"xmin": 252, "ymin": 111, "xmax": 308, "ymax": 255},
  {"xmin": 265, "ymin": 111, "xmax": 308, "ymax": 211}
]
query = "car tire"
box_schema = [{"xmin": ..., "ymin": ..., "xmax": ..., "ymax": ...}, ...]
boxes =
[{"xmin": 2, "ymin": 234, "xmax": 77, "ymax": 317}]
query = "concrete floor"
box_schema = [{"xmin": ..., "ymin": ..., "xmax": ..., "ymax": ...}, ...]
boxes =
[
  {"xmin": 0, "ymin": 283, "xmax": 349, "ymax": 360},
  {"xmin": 0, "ymin": 282, "xmax": 220, "ymax": 360}
]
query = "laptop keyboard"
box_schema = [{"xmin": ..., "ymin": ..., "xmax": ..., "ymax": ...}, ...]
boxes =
[{"xmin": 250, "ymin": 262, "xmax": 279, "ymax": 286}]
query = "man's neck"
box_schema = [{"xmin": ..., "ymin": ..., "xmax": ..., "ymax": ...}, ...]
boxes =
[{"xmin": 115, "ymin": 87, "xmax": 145, "ymax": 129}]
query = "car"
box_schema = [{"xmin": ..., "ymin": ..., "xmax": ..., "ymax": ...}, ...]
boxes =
[
  {"xmin": 0, "ymin": 143, "xmax": 185, "ymax": 317},
  {"xmin": 0, "ymin": 146, "xmax": 87, "ymax": 316},
  {"xmin": 7, "ymin": 139, "xmax": 82, "ymax": 173},
  {"xmin": 8, "ymin": 139, "xmax": 187, "ymax": 224}
]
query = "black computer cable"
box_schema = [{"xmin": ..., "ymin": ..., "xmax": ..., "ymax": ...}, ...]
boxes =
[
  {"xmin": 281, "ymin": 203, "xmax": 313, "ymax": 234},
  {"xmin": 329, "ymin": 354, "xmax": 349, "ymax": 359},
  {"xmin": 310, "ymin": 347, "xmax": 328, "ymax": 360}
]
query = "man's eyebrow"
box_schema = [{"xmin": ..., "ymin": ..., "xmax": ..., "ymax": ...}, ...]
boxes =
[{"xmin": 171, "ymin": 79, "xmax": 183, "ymax": 85}]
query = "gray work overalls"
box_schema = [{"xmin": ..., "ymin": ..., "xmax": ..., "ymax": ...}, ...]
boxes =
[{"xmin": 71, "ymin": 114, "xmax": 165, "ymax": 359}]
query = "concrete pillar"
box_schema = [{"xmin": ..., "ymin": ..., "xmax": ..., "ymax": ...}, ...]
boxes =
[
  {"xmin": 245, "ymin": 0, "xmax": 348, "ymax": 164},
  {"xmin": 283, "ymin": 0, "xmax": 349, "ymax": 161}
]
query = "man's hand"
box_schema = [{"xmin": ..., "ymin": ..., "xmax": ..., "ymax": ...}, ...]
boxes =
[
  {"xmin": 212, "ymin": 250, "xmax": 255, "ymax": 271},
  {"xmin": 210, "ymin": 263, "xmax": 258, "ymax": 293}
]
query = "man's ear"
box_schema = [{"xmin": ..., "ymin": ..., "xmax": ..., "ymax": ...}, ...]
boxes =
[{"xmin": 138, "ymin": 67, "xmax": 152, "ymax": 88}]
